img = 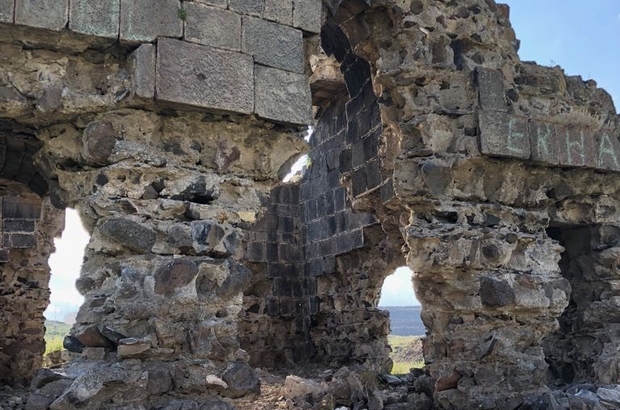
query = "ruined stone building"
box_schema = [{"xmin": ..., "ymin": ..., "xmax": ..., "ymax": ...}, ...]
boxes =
[{"xmin": 1, "ymin": 0, "xmax": 620, "ymax": 409}]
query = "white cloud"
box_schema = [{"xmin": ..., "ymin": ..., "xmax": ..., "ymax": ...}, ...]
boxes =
[
  {"xmin": 379, "ymin": 266, "xmax": 420, "ymax": 307},
  {"xmin": 45, "ymin": 209, "xmax": 89, "ymax": 321}
]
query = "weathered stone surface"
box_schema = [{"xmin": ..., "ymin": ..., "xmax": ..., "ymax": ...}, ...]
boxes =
[
  {"xmin": 596, "ymin": 133, "xmax": 620, "ymax": 171},
  {"xmin": 82, "ymin": 121, "xmax": 117, "ymax": 165},
  {"xmin": 476, "ymin": 68, "xmax": 507, "ymax": 112},
  {"xmin": 118, "ymin": 338, "xmax": 151, "ymax": 358},
  {"xmin": 120, "ymin": 0, "xmax": 182, "ymax": 42},
  {"xmin": 69, "ymin": 0, "xmax": 120, "ymax": 38},
  {"xmin": 242, "ymin": 17, "xmax": 305, "ymax": 74},
  {"xmin": 282, "ymin": 375, "xmax": 324, "ymax": 400},
  {"xmin": 264, "ymin": 0, "xmax": 293, "ymax": 25},
  {"xmin": 99, "ymin": 218, "xmax": 156, "ymax": 253},
  {"xmin": 529, "ymin": 120, "xmax": 559, "ymax": 165},
  {"xmin": 154, "ymin": 258, "xmax": 199, "ymax": 296},
  {"xmin": 14, "ymin": 0, "xmax": 68, "ymax": 31},
  {"xmin": 221, "ymin": 362, "xmax": 261, "ymax": 398},
  {"xmin": 156, "ymin": 38, "xmax": 254, "ymax": 114},
  {"xmin": 229, "ymin": 0, "xmax": 264, "ymax": 15},
  {"xmin": 293, "ymin": 0, "xmax": 322, "ymax": 34},
  {"xmin": 557, "ymin": 125, "xmax": 596, "ymax": 168},
  {"xmin": 184, "ymin": 3, "xmax": 241, "ymax": 51},
  {"xmin": 255, "ymin": 65, "xmax": 312, "ymax": 125},
  {"xmin": 130, "ymin": 44, "xmax": 156, "ymax": 99},
  {"xmin": 479, "ymin": 111, "xmax": 531, "ymax": 159},
  {"xmin": 0, "ymin": 0, "xmax": 13, "ymax": 23}
]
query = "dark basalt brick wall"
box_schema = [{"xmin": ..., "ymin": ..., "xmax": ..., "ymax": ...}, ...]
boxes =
[{"xmin": 241, "ymin": 16, "xmax": 390, "ymax": 367}]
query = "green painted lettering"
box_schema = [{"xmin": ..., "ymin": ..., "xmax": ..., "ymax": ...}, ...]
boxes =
[{"xmin": 534, "ymin": 123, "xmax": 553, "ymax": 157}]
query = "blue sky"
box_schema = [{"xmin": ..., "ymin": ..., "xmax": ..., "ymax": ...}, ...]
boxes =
[
  {"xmin": 504, "ymin": 0, "xmax": 620, "ymax": 108},
  {"xmin": 46, "ymin": 3, "xmax": 620, "ymax": 318}
]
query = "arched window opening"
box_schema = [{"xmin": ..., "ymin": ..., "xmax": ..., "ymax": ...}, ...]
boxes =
[{"xmin": 378, "ymin": 266, "xmax": 424, "ymax": 374}]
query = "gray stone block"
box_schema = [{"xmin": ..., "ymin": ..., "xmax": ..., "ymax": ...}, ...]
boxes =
[
  {"xmin": 477, "ymin": 68, "xmax": 507, "ymax": 112},
  {"xmin": 184, "ymin": 3, "xmax": 241, "ymax": 51},
  {"xmin": 479, "ymin": 111, "xmax": 530, "ymax": 159},
  {"xmin": 557, "ymin": 125, "xmax": 596, "ymax": 168},
  {"xmin": 69, "ymin": 0, "xmax": 119, "ymax": 38},
  {"xmin": 14, "ymin": 0, "xmax": 68, "ymax": 31},
  {"xmin": 242, "ymin": 17, "xmax": 304, "ymax": 74},
  {"xmin": 120, "ymin": 0, "xmax": 182, "ymax": 43},
  {"xmin": 264, "ymin": 0, "xmax": 293, "ymax": 25},
  {"xmin": 596, "ymin": 133, "xmax": 620, "ymax": 172},
  {"xmin": 156, "ymin": 38, "xmax": 254, "ymax": 114},
  {"xmin": 529, "ymin": 120, "xmax": 559, "ymax": 165},
  {"xmin": 190, "ymin": 0, "xmax": 227, "ymax": 8},
  {"xmin": 229, "ymin": 0, "xmax": 263, "ymax": 15},
  {"xmin": 293, "ymin": 0, "xmax": 322, "ymax": 34},
  {"xmin": 255, "ymin": 65, "xmax": 312, "ymax": 125},
  {"xmin": 0, "ymin": 0, "xmax": 13, "ymax": 23},
  {"xmin": 130, "ymin": 44, "xmax": 156, "ymax": 99}
]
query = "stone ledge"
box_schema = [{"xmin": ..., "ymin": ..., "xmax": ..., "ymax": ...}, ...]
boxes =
[
  {"xmin": 69, "ymin": 0, "xmax": 119, "ymax": 38},
  {"xmin": 255, "ymin": 65, "xmax": 312, "ymax": 125},
  {"xmin": 14, "ymin": 0, "xmax": 68, "ymax": 31},
  {"xmin": 0, "ymin": 0, "xmax": 13, "ymax": 23},
  {"xmin": 156, "ymin": 38, "xmax": 254, "ymax": 114},
  {"xmin": 479, "ymin": 110, "xmax": 620, "ymax": 172}
]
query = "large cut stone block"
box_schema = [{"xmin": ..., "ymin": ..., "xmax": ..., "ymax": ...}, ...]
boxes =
[
  {"xmin": 156, "ymin": 38, "xmax": 254, "ymax": 114},
  {"xmin": 255, "ymin": 65, "xmax": 312, "ymax": 125},
  {"xmin": 0, "ymin": 0, "xmax": 13, "ymax": 23},
  {"xmin": 293, "ymin": 0, "xmax": 322, "ymax": 34},
  {"xmin": 242, "ymin": 17, "xmax": 304, "ymax": 74},
  {"xmin": 130, "ymin": 44, "xmax": 156, "ymax": 99},
  {"xmin": 229, "ymin": 0, "xmax": 263, "ymax": 15},
  {"xmin": 596, "ymin": 133, "xmax": 620, "ymax": 172},
  {"xmin": 529, "ymin": 120, "xmax": 559, "ymax": 165},
  {"xmin": 120, "ymin": 0, "xmax": 182, "ymax": 43},
  {"xmin": 479, "ymin": 111, "xmax": 530, "ymax": 159},
  {"xmin": 264, "ymin": 0, "xmax": 293, "ymax": 25},
  {"xmin": 184, "ymin": 3, "xmax": 241, "ymax": 51},
  {"xmin": 477, "ymin": 68, "xmax": 507, "ymax": 112},
  {"xmin": 69, "ymin": 0, "xmax": 119, "ymax": 38},
  {"xmin": 15, "ymin": 0, "xmax": 68, "ymax": 31},
  {"xmin": 557, "ymin": 125, "xmax": 596, "ymax": 168}
]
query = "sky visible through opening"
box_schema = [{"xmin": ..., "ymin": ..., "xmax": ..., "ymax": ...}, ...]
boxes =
[{"xmin": 45, "ymin": 3, "xmax": 620, "ymax": 320}]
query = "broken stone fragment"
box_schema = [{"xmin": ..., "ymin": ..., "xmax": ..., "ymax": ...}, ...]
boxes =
[
  {"xmin": 221, "ymin": 362, "xmax": 261, "ymax": 398},
  {"xmin": 81, "ymin": 121, "xmax": 117, "ymax": 166},
  {"xmin": 282, "ymin": 375, "xmax": 324, "ymax": 401},
  {"xmin": 117, "ymin": 337, "xmax": 151, "ymax": 359},
  {"xmin": 154, "ymin": 258, "xmax": 199, "ymax": 296},
  {"xmin": 99, "ymin": 218, "xmax": 156, "ymax": 253},
  {"xmin": 206, "ymin": 374, "xmax": 228, "ymax": 389}
]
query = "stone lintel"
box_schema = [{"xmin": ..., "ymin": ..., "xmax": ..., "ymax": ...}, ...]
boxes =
[
  {"xmin": 255, "ymin": 65, "xmax": 312, "ymax": 125},
  {"xmin": 0, "ymin": 0, "xmax": 14, "ymax": 23},
  {"xmin": 479, "ymin": 110, "xmax": 620, "ymax": 172},
  {"xmin": 130, "ymin": 44, "xmax": 156, "ymax": 99},
  {"xmin": 156, "ymin": 38, "xmax": 254, "ymax": 114},
  {"xmin": 120, "ymin": 0, "xmax": 182, "ymax": 43},
  {"xmin": 479, "ymin": 111, "xmax": 531, "ymax": 159},
  {"xmin": 69, "ymin": 0, "xmax": 120, "ymax": 39},
  {"xmin": 14, "ymin": 0, "xmax": 68, "ymax": 31}
]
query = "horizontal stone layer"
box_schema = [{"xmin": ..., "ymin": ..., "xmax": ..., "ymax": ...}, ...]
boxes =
[{"xmin": 479, "ymin": 110, "xmax": 620, "ymax": 172}]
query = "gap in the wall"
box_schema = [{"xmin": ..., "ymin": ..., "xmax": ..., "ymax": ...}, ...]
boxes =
[
  {"xmin": 378, "ymin": 266, "xmax": 425, "ymax": 374},
  {"xmin": 282, "ymin": 126, "xmax": 314, "ymax": 183},
  {"xmin": 43, "ymin": 208, "xmax": 90, "ymax": 357}
]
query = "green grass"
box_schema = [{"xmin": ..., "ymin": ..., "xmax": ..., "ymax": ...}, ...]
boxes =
[
  {"xmin": 45, "ymin": 335, "xmax": 64, "ymax": 355},
  {"xmin": 44, "ymin": 320, "xmax": 71, "ymax": 355},
  {"xmin": 388, "ymin": 335, "xmax": 425, "ymax": 375},
  {"xmin": 391, "ymin": 360, "xmax": 424, "ymax": 374}
]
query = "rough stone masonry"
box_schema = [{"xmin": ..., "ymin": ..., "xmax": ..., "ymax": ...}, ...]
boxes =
[{"xmin": 1, "ymin": 0, "xmax": 620, "ymax": 409}]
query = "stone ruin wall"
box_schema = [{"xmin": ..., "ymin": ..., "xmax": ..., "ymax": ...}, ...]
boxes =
[{"xmin": 1, "ymin": 0, "xmax": 620, "ymax": 409}]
